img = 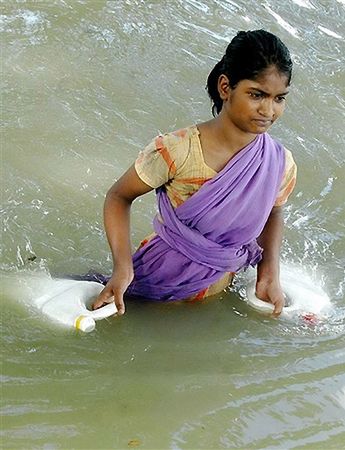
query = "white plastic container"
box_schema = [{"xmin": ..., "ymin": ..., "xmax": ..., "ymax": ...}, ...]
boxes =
[
  {"xmin": 246, "ymin": 265, "xmax": 331, "ymax": 321},
  {"xmin": 34, "ymin": 280, "xmax": 117, "ymax": 332}
]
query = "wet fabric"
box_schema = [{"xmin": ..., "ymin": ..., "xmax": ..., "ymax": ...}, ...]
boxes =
[{"xmin": 126, "ymin": 132, "xmax": 286, "ymax": 301}]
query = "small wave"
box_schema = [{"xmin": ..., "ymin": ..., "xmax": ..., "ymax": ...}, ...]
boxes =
[
  {"xmin": 318, "ymin": 25, "xmax": 343, "ymax": 40},
  {"xmin": 291, "ymin": 0, "xmax": 315, "ymax": 8},
  {"xmin": 263, "ymin": 5, "xmax": 300, "ymax": 38},
  {"xmin": 0, "ymin": 9, "xmax": 49, "ymax": 44}
]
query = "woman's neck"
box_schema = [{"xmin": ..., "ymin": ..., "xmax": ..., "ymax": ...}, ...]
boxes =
[
  {"xmin": 198, "ymin": 115, "xmax": 257, "ymax": 158},
  {"xmin": 196, "ymin": 117, "xmax": 258, "ymax": 173},
  {"xmin": 202, "ymin": 115, "xmax": 257, "ymax": 155}
]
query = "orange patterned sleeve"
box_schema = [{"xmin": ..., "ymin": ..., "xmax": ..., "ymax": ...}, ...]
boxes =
[
  {"xmin": 274, "ymin": 148, "xmax": 297, "ymax": 207},
  {"xmin": 134, "ymin": 130, "xmax": 189, "ymax": 188}
]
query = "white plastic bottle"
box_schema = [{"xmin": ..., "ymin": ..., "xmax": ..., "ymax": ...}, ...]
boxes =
[
  {"xmin": 245, "ymin": 265, "xmax": 331, "ymax": 322},
  {"xmin": 34, "ymin": 280, "xmax": 117, "ymax": 332}
]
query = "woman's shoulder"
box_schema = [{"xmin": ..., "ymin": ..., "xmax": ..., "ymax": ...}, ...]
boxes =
[
  {"xmin": 274, "ymin": 146, "xmax": 297, "ymax": 206},
  {"xmin": 266, "ymin": 134, "xmax": 296, "ymax": 167},
  {"xmin": 157, "ymin": 125, "xmax": 197, "ymax": 151},
  {"xmin": 135, "ymin": 126, "xmax": 197, "ymax": 188},
  {"xmin": 283, "ymin": 147, "xmax": 297, "ymax": 172},
  {"xmin": 153, "ymin": 125, "xmax": 198, "ymax": 168}
]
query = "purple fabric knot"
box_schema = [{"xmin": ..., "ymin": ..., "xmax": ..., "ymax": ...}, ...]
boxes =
[{"xmin": 153, "ymin": 191, "xmax": 263, "ymax": 273}]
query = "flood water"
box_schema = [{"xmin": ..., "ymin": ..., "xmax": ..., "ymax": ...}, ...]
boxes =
[{"xmin": 1, "ymin": 1, "xmax": 345, "ymax": 449}]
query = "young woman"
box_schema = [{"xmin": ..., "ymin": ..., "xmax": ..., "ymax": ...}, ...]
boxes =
[{"xmin": 92, "ymin": 29, "xmax": 297, "ymax": 316}]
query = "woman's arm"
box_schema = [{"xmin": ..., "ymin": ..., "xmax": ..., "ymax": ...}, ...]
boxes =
[
  {"xmin": 256, "ymin": 205, "xmax": 285, "ymax": 315},
  {"xmin": 92, "ymin": 165, "xmax": 153, "ymax": 314}
]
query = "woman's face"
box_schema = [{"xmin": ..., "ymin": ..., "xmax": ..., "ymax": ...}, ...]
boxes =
[{"xmin": 219, "ymin": 66, "xmax": 290, "ymax": 135}]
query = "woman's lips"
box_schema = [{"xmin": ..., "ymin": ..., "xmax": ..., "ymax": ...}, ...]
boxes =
[{"xmin": 253, "ymin": 119, "xmax": 272, "ymax": 126}]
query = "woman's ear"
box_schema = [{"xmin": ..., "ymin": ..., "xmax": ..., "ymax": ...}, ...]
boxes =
[{"xmin": 217, "ymin": 74, "xmax": 230, "ymax": 101}]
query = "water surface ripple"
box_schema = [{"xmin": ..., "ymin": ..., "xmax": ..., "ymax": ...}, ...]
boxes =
[{"xmin": 1, "ymin": 1, "xmax": 345, "ymax": 449}]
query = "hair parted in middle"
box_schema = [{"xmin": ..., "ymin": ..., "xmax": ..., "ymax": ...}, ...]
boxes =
[{"xmin": 206, "ymin": 29, "xmax": 293, "ymax": 116}]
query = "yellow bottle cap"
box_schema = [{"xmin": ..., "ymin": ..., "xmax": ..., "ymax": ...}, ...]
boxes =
[{"xmin": 75, "ymin": 315, "xmax": 95, "ymax": 332}]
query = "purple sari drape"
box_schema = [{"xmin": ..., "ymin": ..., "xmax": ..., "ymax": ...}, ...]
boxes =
[{"xmin": 126, "ymin": 132, "xmax": 285, "ymax": 301}]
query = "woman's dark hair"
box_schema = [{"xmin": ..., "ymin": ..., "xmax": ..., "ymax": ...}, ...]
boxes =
[{"xmin": 206, "ymin": 29, "xmax": 293, "ymax": 116}]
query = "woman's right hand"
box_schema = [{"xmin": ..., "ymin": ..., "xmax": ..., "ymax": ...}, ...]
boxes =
[
  {"xmin": 92, "ymin": 269, "xmax": 134, "ymax": 315},
  {"xmin": 93, "ymin": 165, "xmax": 152, "ymax": 316}
]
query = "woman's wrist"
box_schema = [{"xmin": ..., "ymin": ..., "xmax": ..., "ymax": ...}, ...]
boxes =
[
  {"xmin": 112, "ymin": 260, "xmax": 134, "ymax": 279},
  {"xmin": 257, "ymin": 258, "xmax": 280, "ymax": 282}
]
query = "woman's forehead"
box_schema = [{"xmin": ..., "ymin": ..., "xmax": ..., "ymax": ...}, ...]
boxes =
[
  {"xmin": 254, "ymin": 66, "xmax": 289, "ymax": 86},
  {"xmin": 242, "ymin": 69, "xmax": 290, "ymax": 93}
]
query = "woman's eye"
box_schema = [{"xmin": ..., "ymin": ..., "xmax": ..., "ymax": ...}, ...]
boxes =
[
  {"xmin": 276, "ymin": 96, "xmax": 286, "ymax": 103},
  {"xmin": 249, "ymin": 92, "xmax": 262, "ymax": 99}
]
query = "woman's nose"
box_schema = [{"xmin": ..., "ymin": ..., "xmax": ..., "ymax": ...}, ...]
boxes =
[{"xmin": 258, "ymin": 99, "xmax": 274, "ymax": 118}]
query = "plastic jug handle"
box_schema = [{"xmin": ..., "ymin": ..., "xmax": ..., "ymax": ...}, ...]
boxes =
[{"xmin": 90, "ymin": 302, "xmax": 117, "ymax": 320}]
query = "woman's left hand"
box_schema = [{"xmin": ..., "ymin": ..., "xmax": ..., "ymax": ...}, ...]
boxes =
[{"xmin": 255, "ymin": 278, "xmax": 285, "ymax": 316}]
